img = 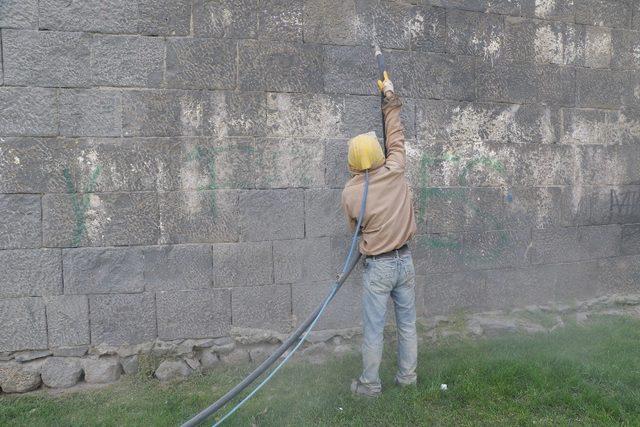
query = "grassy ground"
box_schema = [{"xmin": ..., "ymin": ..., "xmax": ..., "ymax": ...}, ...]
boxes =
[{"xmin": 2, "ymin": 316, "xmax": 640, "ymax": 426}]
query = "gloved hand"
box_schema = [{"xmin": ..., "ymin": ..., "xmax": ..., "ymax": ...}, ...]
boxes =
[{"xmin": 377, "ymin": 71, "xmax": 394, "ymax": 96}]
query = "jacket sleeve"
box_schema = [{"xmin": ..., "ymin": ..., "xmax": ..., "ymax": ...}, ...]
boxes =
[
  {"xmin": 382, "ymin": 93, "xmax": 405, "ymax": 171},
  {"xmin": 341, "ymin": 190, "xmax": 357, "ymax": 232}
]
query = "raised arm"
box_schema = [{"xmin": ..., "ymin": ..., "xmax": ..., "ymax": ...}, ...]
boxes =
[{"xmin": 377, "ymin": 73, "xmax": 405, "ymax": 170}]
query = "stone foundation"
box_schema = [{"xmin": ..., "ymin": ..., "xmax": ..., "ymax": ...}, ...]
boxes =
[{"xmin": 2, "ymin": 293, "xmax": 639, "ymax": 394}]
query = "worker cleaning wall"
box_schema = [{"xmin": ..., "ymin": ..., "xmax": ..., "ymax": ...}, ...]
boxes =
[{"xmin": 1, "ymin": 0, "xmax": 640, "ymax": 409}]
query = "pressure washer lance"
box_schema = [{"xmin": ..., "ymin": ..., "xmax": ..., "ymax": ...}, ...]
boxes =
[{"xmin": 374, "ymin": 44, "xmax": 387, "ymax": 155}]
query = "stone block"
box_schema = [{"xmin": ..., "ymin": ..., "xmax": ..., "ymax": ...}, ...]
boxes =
[
  {"xmin": 0, "ymin": 363, "xmax": 41, "ymax": 393},
  {"xmin": 486, "ymin": 0, "xmax": 534, "ymax": 15},
  {"xmin": 165, "ymin": 39, "xmax": 236, "ymax": 90},
  {"xmin": 43, "ymin": 192, "xmax": 159, "ymax": 247},
  {"xmin": 0, "ymin": 194, "xmax": 41, "ymax": 249},
  {"xmin": 404, "ymin": 53, "xmax": 475, "ymax": 101},
  {"xmin": 502, "ymin": 17, "xmax": 535, "ymax": 63},
  {"xmin": 303, "ymin": 0, "xmax": 364, "ymax": 45},
  {"xmin": 305, "ymin": 189, "xmax": 349, "ymax": 237},
  {"xmin": 577, "ymin": 145, "xmax": 640, "ymax": 186},
  {"xmin": 0, "ymin": 0, "xmax": 38, "ymax": 28},
  {"xmin": 266, "ymin": 93, "xmax": 344, "ymax": 138},
  {"xmin": 41, "ymin": 357, "xmax": 83, "ymax": 388},
  {"xmin": 463, "ymin": 229, "xmax": 530, "ymax": 270},
  {"xmin": 0, "ymin": 88, "xmax": 57, "ymax": 136},
  {"xmin": 157, "ymin": 289, "xmax": 231, "ymax": 340},
  {"xmin": 258, "ymin": 0, "xmax": 303, "ymax": 41},
  {"xmin": 611, "ymin": 29, "xmax": 640, "ymax": 69},
  {"xmin": 239, "ymin": 41, "xmax": 323, "ymax": 92},
  {"xmin": 212, "ymin": 242, "xmax": 273, "ymax": 287},
  {"xmin": 446, "ymin": 9, "xmax": 504, "ymax": 60},
  {"xmin": 533, "ymin": 0, "xmax": 574, "ymax": 21},
  {"xmin": 0, "ymin": 249, "xmax": 61, "ymax": 298},
  {"xmin": 231, "ymin": 285, "xmax": 292, "ymax": 332},
  {"xmin": 83, "ymin": 357, "xmax": 121, "ymax": 384},
  {"xmin": 342, "ymin": 95, "xmax": 416, "ymax": 141},
  {"xmin": 91, "ymin": 35, "xmax": 164, "ymax": 87},
  {"xmin": 584, "ymin": 26, "xmax": 612, "ymax": 68},
  {"xmin": 254, "ymin": 138, "xmax": 325, "ymax": 188},
  {"xmin": 561, "ymin": 186, "xmax": 640, "ymax": 226},
  {"xmin": 624, "ymin": 71, "xmax": 640, "ymax": 109},
  {"xmin": 137, "ymin": 0, "xmax": 191, "ymax": 36},
  {"xmin": 122, "ymin": 90, "xmax": 207, "ymax": 137},
  {"xmin": 502, "ymin": 187, "xmax": 564, "ymax": 229},
  {"xmin": 143, "ymin": 245, "xmax": 213, "ymax": 291},
  {"xmin": 273, "ymin": 238, "xmax": 332, "ymax": 283},
  {"xmin": 90, "ymin": 293, "xmax": 156, "ymax": 346},
  {"xmin": 323, "ymin": 45, "xmax": 379, "ymax": 96},
  {"xmin": 477, "ymin": 61, "xmax": 537, "ymax": 104},
  {"xmin": 158, "ymin": 191, "xmax": 240, "ymax": 244},
  {"xmin": 537, "ymin": 65, "xmax": 575, "ymax": 106},
  {"xmin": 575, "ymin": 0, "xmax": 632, "ymax": 28},
  {"xmin": 621, "ymin": 225, "xmax": 640, "ymax": 255},
  {"xmin": 155, "ymin": 360, "xmax": 191, "ymax": 381},
  {"xmin": 193, "ymin": 0, "xmax": 258, "ymax": 38},
  {"xmin": 533, "ymin": 22, "xmax": 585, "ymax": 66},
  {"xmin": 121, "ymin": 355, "xmax": 139, "ymax": 375},
  {"xmin": 2, "ymin": 30, "xmax": 91, "ymax": 87},
  {"xmin": 560, "ymin": 108, "xmax": 617, "ymax": 145},
  {"xmin": 205, "ymin": 92, "xmax": 267, "ymax": 137},
  {"xmin": 423, "ymin": 271, "xmax": 488, "ymax": 316},
  {"xmin": 39, "ymin": 0, "xmax": 138, "ymax": 33},
  {"xmin": 324, "ymin": 139, "xmax": 351, "ymax": 189},
  {"xmin": 59, "ymin": 89, "xmax": 122, "ymax": 137},
  {"xmin": 292, "ymin": 280, "xmax": 362, "ymax": 330},
  {"xmin": 0, "ymin": 298, "xmax": 47, "ymax": 352},
  {"xmin": 0, "ymin": 138, "xmax": 60, "ymax": 193},
  {"xmin": 485, "ymin": 266, "xmax": 558, "ymax": 309},
  {"xmin": 409, "ymin": 6, "xmax": 446, "ymax": 52},
  {"xmin": 411, "ymin": 234, "xmax": 465, "ymax": 275},
  {"xmin": 530, "ymin": 225, "xmax": 620, "ymax": 265},
  {"xmin": 239, "ymin": 190, "xmax": 304, "ymax": 241},
  {"xmin": 44, "ymin": 295, "xmax": 90, "ymax": 348},
  {"xmin": 63, "ymin": 247, "xmax": 144, "ymax": 294},
  {"xmin": 576, "ymin": 68, "xmax": 625, "ymax": 109}
]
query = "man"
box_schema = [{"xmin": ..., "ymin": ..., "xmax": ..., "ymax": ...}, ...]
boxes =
[{"xmin": 341, "ymin": 72, "xmax": 418, "ymax": 397}]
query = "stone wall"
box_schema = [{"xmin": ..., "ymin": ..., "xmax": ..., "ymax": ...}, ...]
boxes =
[{"xmin": 1, "ymin": 0, "xmax": 640, "ymax": 391}]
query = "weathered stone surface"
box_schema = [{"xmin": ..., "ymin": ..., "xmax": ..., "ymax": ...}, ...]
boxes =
[
  {"xmin": 52, "ymin": 346, "xmax": 89, "ymax": 358},
  {"xmin": 239, "ymin": 41, "xmax": 323, "ymax": 92},
  {"xmin": 193, "ymin": 0, "xmax": 258, "ymax": 38},
  {"xmin": 90, "ymin": 293, "xmax": 156, "ymax": 346},
  {"xmin": 292, "ymin": 281, "xmax": 362, "ymax": 330},
  {"xmin": 2, "ymin": 30, "xmax": 91, "ymax": 87},
  {"xmin": 157, "ymin": 289, "xmax": 231, "ymax": 340},
  {"xmin": 199, "ymin": 349, "xmax": 220, "ymax": 370},
  {"xmin": 0, "ymin": 297, "xmax": 47, "ymax": 352},
  {"xmin": 121, "ymin": 355, "xmax": 139, "ymax": 375},
  {"xmin": 231, "ymin": 285, "xmax": 291, "ymax": 332},
  {"xmin": 463, "ymin": 229, "xmax": 530, "ymax": 270},
  {"xmin": 0, "ymin": 363, "xmax": 41, "ymax": 393},
  {"xmin": 0, "ymin": 0, "xmax": 38, "ymax": 28},
  {"xmin": 266, "ymin": 93, "xmax": 344, "ymax": 139},
  {"xmin": 621, "ymin": 225, "xmax": 640, "ymax": 256},
  {"xmin": 423, "ymin": 271, "xmax": 488, "ymax": 315},
  {"xmin": 219, "ymin": 349, "xmax": 250, "ymax": 365},
  {"xmin": 575, "ymin": 0, "xmax": 631, "ymax": 28},
  {"xmin": 137, "ymin": 0, "xmax": 191, "ymax": 36},
  {"xmin": 41, "ymin": 357, "xmax": 83, "ymax": 388},
  {"xmin": 477, "ymin": 61, "xmax": 537, "ymax": 104},
  {"xmin": 258, "ymin": 0, "xmax": 303, "ymax": 41},
  {"xmin": 59, "ymin": 89, "xmax": 122, "ymax": 137},
  {"xmin": 239, "ymin": 190, "xmax": 304, "ymax": 241},
  {"xmin": 446, "ymin": 9, "xmax": 504, "ymax": 60},
  {"xmin": 42, "ymin": 192, "xmax": 159, "ymax": 247},
  {"xmin": 584, "ymin": 26, "xmax": 612, "ymax": 69},
  {"xmin": 165, "ymin": 39, "xmax": 236, "ymax": 90},
  {"xmin": 576, "ymin": 68, "xmax": 626, "ymax": 109},
  {"xmin": 530, "ymin": 225, "xmax": 620, "ymax": 265},
  {"xmin": 467, "ymin": 315, "xmax": 518, "ymax": 337},
  {"xmin": 45, "ymin": 295, "xmax": 90, "ymax": 348},
  {"xmin": 212, "ymin": 242, "xmax": 273, "ymax": 287},
  {"xmin": 63, "ymin": 247, "xmax": 143, "ymax": 294},
  {"xmin": 323, "ymin": 46, "xmax": 378, "ymax": 96},
  {"xmin": 305, "ymin": 189, "xmax": 348, "ymax": 237},
  {"xmin": 273, "ymin": 238, "xmax": 332, "ymax": 283},
  {"xmin": 39, "ymin": 0, "xmax": 138, "ymax": 33},
  {"xmin": 611, "ymin": 29, "xmax": 640, "ymax": 69},
  {"xmin": 0, "ymin": 249, "xmax": 61, "ymax": 299},
  {"xmin": 143, "ymin": 245, "xmax": 213, "ymax": 291},
  {"xmin": 249, "ymin": 344, "xmax": 278, "ymax": 364},
  {"xmin": 91, "ymin": 35, "xmax": 164, "ymax": 87},
  {"xmin": 0, "ymin": 88, "xmax": 57, "ymax": 136},
  {"xmin": 533, "ymin": 0, "xmax": 574, "ymax": 21},
  {"xmin": 302, "ymin": 0, "xmax": 364, "ymax": 45},
  {"xmin": 83, "ymin": 357, "xmax": 122, "ymax": 384},
  {"xmin": 154, "ymin": 360, "xmax": 191, "ymax": 381}
]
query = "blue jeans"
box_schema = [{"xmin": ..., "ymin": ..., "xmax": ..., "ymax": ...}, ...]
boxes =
[{"xmin": 359, "ymin": 253, "xmax": 417, "ymax": 391}]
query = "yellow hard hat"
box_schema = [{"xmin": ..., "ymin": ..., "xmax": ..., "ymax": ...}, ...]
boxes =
[{"xmin": 348, "ymin": 131, "xmax": 385, "ymax": 172}]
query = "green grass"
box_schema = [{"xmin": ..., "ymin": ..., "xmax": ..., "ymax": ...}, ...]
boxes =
[{"xmin": 3, "ymin": 316, "xmax": 640, "ymax": 426}]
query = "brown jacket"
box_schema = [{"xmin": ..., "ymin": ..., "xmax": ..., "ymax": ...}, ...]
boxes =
[{"xmin": 341, "ymin": 93, "xmax": 417, "ymax": 256}]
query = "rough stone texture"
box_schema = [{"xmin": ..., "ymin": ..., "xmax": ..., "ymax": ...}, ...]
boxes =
[
  {"xmin": 41, "ymin": 357, "xmax": 83, "ymax": 388},
  {"xmin": 143, "ymin": 245, "xmax": 213, "ymax": 291},
  {"xmin": 0, "ymin": 364, "xmax": 42, "ymax": 393},
  {"xmin": 83, "ymin": 358, "xmax": 122, "ymax": 384},
  {"xmin": 156, "ymin": 289, "xmax": 231, "ymax": 340},
  {"xmin": 90, "ymin": 293, "xmax": 156, "ymax": 346},
  {"xmin": 231, "ymin": 285, "xmax": 292, "ymax": 332},
  {"xmin": 121, "ymin": 355, "xmax": 139, "ymax": 375},
  {"xmin": 0, "ymin": 249, "xmax": 61, "ymax": 298},
  {"xmin": 63, "ymin": 247, "xmax": 144, "ymax": 294},
  {"xmin": 44, "ymin": 295, "xmax": 90, "ymax": 348},
  {"xmin": 1, "ymin": 0, "xmax": 640, "ymax": 360},
  {"xmin": 154, "ymin": 360, "xmax": 191, "ymax": 381}
]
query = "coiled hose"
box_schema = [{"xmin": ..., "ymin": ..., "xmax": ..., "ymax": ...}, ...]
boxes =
[{"xmin": 181, "ymin": 170, "xmax": 370, "ymax": 427}]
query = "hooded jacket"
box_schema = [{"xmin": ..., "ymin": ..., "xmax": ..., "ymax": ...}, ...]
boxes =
[{"xmin": 341, "ymin": 93, "xmax": 417, "ymax": 256}]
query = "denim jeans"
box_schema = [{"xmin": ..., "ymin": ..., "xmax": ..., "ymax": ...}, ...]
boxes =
[{"xmin": 359, "ymin": 252, "xmax": 417, "ymax": 392}]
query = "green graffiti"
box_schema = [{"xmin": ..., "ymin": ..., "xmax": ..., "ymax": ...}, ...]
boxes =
[{"xmin": 63, "ymin": 166, "xmax": 102, "ymax": 247}]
